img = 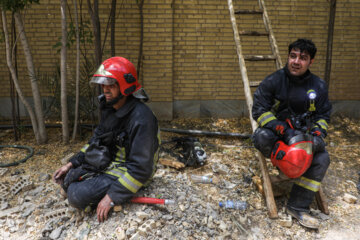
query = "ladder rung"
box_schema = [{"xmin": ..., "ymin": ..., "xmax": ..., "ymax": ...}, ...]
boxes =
[
  {"xmin": 235, "ymin": 10, "xmax": 263, "ymax": 15},
  {"xmin": 249, "ymin": 81, "xmax": 261, "ymax": 87},
  {"xmin": 244, "ymin": 55, "xmax": 276, "ymax": 61},
  {"xmin": 239, "ymin": 31, "xmax": 269, "ymax": 36}
]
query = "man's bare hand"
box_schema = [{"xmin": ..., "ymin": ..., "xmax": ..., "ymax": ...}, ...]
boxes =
[
  {"xmin": 97, "ymin": 194, "xmax": 113, "ymax": 222},
  {"xmin": 53, "ymin": 162, "xmax": 73, "ymax": 185}
]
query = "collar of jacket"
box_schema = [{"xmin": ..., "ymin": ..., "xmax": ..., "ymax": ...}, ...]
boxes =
[
  {"xmin": 284, "ymin": 64, "xmax": 312, "ymax": 84},
  {"xmin": 114, "ymin": 96, "xmax": 138, "ymax": 118}
]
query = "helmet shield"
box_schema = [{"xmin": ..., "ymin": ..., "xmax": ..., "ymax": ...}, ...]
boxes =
[{"xmin": 90, "ymin": 76, "xmax": 117, "ymax": 85}]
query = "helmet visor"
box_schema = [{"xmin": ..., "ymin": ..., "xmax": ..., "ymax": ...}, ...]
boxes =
[
  {"xmin": 288, "ymin": 134, "xmax": 313, "ymax": 155},
  {"xmin": 90, "ymin": 76, "xmax": 117, "ymax": 85}
]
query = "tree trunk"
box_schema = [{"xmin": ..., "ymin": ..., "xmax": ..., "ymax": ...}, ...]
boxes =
[
  {"xmin": 72, "ymin": 0, "xmax": 81, "ymax": 141},
  {"xmin": 110, "ymin": 0, "xmax": 116, "ymax": 56},
  {"xmin": 2, "ymin": 10, "xmax": 41, "ymax": 143},
  {"xmin": 87, "ymin": 0, "xmax": 102, "ymax": 66},
  {"xmin": 14, "ymin": 11, "xmax": 47, "ymax": 144},
  {"xmin": 87, "ymin": 0, "xmax": 102, "ymax": 120},
  {"xmin": 10, "ymin": 13, "xmax": 19, "ymax": 141},
  {"xmin": 137, "ymin": 0, "xmax": 144, "ymax": 79},
  {"xmin": 324, "ymin": 0, "xmax": 336, "ymax": 88},
  {"xmin": 61, "ymin": 0, "xmax": 69, "ymax": 143}
]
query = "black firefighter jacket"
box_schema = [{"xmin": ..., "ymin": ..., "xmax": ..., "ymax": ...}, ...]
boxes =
[
  {"xmin": 70, "ymin": 96, "xmax": 160, "ymax": 204},
  {"xmin": 252, "ymin": 66, "xmax": 332, "ymax": 134}
]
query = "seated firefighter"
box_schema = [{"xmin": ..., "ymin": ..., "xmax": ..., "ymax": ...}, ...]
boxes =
[
  {"xmin": 53, "ymin": 57, "xmax": 160, "ymax": 222},
  {"xmin": 252, "ymin": 39, "xmax": 331, "ymax": 229}
]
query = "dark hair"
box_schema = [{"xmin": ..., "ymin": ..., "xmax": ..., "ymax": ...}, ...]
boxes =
[{"xmin": 288, "ymin": 38, "xmax": 317, "ymax": 59}]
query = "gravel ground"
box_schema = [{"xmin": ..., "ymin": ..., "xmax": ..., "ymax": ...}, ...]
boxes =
[{"xmin": 0, "ymin": 116, "xmax": 359, "ymax": 240}]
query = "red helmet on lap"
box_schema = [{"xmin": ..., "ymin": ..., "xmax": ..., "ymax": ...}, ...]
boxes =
[{"xmin": 271, "ymin": 134, "xmax": 313, "ymax": 178}]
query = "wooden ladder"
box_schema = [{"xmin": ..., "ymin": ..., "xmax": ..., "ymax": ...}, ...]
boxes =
[{"xmin": 227, "ymin": 0, "xmax": 329, "ymax": 219}]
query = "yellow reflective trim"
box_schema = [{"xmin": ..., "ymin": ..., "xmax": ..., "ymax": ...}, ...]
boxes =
[
  {"xmin": 317, "ymin": 119, "xmax": 328, "ymax": 131},
  {"xmin": 106, "ymin": 169, "xmax": 124, "ymax": 178},
  {"xmin": 307, "ymin": 89, "xmax": 316, "ymax": 95},
  {"xmin": 119, "ymin": 172, "xmax": 143, "ymax": 193},
  {"xmin": 257, "ymin": 111, "xmax": 276, "ymax": 127},
  {"xmin": 80, "ymin": 144, "xmax": 89, "ymax": 153},
  {"xmin": 295, "ymin": 176, "xmax": 321, "ymax": 192},
  {"xmin": 124, "ymin": 172, "xmax": 142, "ymax": 187},
  {"xmin": 115, "ymin": 147, "xmax": 126, "ymax": 163},
  {"xmin": 309, "ymin": 100, "xmax": 316, "ymax": 112}
]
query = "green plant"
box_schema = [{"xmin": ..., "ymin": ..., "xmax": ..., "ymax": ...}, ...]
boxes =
[{"xmin": 53, "ymin": 20, "xmax": 93, "ymax": 53}]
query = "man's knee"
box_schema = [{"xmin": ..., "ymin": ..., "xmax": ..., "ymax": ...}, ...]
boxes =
[
  {"xmin": 252, "ymin": 127, "xmax": 278, "ymax": 158},
  {"xmin": 67, "ymin": 183, "xmax": 88, "ymax": 209},
  {"xmin": 305, "ymin": 151, "xmax": 330, "ymax": 181},
  {"xmin": 314, "ymin": 151, "xmax": 330, "ymax": 170}
]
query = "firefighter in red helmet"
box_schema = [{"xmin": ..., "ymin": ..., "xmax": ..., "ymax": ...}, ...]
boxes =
[
  {"xmin": 53, "ymin": 57, "xmax": 159, "ymax": 222},
  {"xmin": 252, "ymin": 39, "xmax": 331, "ymax": 229}
]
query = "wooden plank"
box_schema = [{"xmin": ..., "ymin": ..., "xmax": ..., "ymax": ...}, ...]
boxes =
[
  {"xmin": 315, "ymin": 186, "xmax": 330, "ymax": 215},
  {"xmin": 227, "ymin": 0, "xmax": 278, "ymax": 219}
]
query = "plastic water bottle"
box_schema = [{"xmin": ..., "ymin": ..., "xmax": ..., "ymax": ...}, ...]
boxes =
[
  {"xmin": 190, "ymin": 174, "xmax": 213, "ymax": 184},
  {"xmin": 219, "ymin": 200, "xmax": 247, "ymax": 210}
]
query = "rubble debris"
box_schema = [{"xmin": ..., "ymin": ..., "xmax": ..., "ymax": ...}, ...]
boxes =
[
  {"xmin": 10, "ymin": 176, "xmax": 33, "ymax": 195},
  {"xmin": 343, "ymin": 193, "xmax": 357, "ymax": 204},
  {"xmin": 252, "ymin": 175, "xmax": 264, "ymax": 195},
  {"xmin": 159, "ymin": 158, "xmax": 185, "ymax": 169},
  {"xmin": 0, "ymin": 116, "xmax": 360, "ymax": 239},
  {"xmin": 279, "ymin": 214, "xmax": 292, "ymax": 228},
  {"xmin": 0, "ymin": 168, "xmax": 8, "ymax": 176},
  {"xmin": 44, "ymin": 208, "xmax": 69, "ymax": 221}
]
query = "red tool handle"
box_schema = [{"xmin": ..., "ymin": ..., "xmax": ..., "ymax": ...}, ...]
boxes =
[{"xmin": 131, "ymin": 197, "xmax": 165, "ymax": 205}]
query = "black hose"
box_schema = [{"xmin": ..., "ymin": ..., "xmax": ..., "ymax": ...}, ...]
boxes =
[
  {"xmin": 0, "ymin": 124, "xmax": 251, "ymax": 139},
  {"xmin": 0, "ymin": 124, "xmax": 62, "ymax": 129},
  {"xmin": 0, "ymin": 145, "xmax": 34, "ymax": 167},
  {"xmin": 160, "ymin": 128, "xmax": 251, "ymax": 139}
]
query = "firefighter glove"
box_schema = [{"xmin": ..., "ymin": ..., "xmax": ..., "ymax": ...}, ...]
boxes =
[
  {"xmin": 311, "ymin": 127, "xmax": 326, "ymax": 138},
  {"xmin": 265, "ymin": 120, "xmax": 288, "ymax": 136}
]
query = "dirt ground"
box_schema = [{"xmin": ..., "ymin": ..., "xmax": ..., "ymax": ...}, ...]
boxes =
[{"xmin": 0, "ymin": 115, "xmax": 359, "ymax": 239}]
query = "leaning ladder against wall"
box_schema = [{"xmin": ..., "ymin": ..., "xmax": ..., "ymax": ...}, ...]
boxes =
[
  {"xmin": 227, "ymin": 0, "xmax": 329, "ymax": 219},
  {"xmin": 227, "ymin": 0, "xmax": 281, "ymax": 219}
]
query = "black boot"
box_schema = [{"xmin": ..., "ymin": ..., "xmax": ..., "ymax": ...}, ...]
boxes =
[{"xmin": 287, "ymin": 184, "xmax": 320, "ymax": 229}]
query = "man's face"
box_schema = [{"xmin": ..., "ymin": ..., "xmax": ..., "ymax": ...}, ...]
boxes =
[
  {"xmin": 287, "ymin": 49, "xmax": 314, "ymax": 77},
  {"xmin": 102, "ymin": 83, "xmax": 121, "ymax": 102}
]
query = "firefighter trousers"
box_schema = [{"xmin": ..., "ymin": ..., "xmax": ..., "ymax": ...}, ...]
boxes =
[{"xmin": 65, "ymin": 173, "xmax": 116, "ymax": 209}]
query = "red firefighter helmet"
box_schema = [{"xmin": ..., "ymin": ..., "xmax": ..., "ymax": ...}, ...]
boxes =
[
  {"xmin": 270, "ymin": 134, "xmax": 313, "ymax": 178},
  {"xmin": 90, "ymin": 57, "xmax": 149, "ymax": 101}
]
